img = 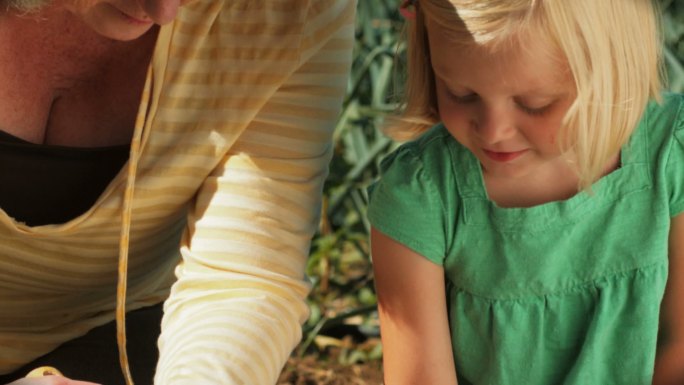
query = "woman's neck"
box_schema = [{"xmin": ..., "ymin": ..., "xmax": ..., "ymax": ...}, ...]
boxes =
[{"xmin": 0, "ymin": 6, "xmax": 155, "ymax": 87}]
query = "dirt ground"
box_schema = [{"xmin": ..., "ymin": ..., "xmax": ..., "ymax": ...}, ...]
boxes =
[{"xmin": 277, "ymin": 356, "xmax": 384, "ymax": 385}]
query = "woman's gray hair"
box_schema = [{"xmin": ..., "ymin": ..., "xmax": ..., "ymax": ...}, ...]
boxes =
[{"xmin": 3, "ymin": 0, "xmax": 50, "ymax": 12}]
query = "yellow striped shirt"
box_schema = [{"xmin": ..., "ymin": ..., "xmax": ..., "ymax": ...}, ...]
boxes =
[{"xmin": 0, "ymin": 0, "xmax": 356, "ymax": 383}]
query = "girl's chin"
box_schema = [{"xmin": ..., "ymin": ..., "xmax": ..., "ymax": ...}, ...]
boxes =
[{"xmin": 479, "ymin": 159, "xmax": 536, "ymax": 180}]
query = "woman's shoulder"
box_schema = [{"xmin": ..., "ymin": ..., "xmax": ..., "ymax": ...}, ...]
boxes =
[
  {"xmin": 180, "ymin": 0, "xmax": 354, "ymax": 27},
  {"xmin": 172, "ymin": 0, "xmax": 355, "ymax": 64}
]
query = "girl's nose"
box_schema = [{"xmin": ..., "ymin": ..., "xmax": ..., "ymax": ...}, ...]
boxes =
[
  {"xmin": 140, "ymin": 0, "xmax": 182, "ymax": 25},
  {"xmin": 472, "ymin": 106, "xmax": 516, "ymax": 145}
]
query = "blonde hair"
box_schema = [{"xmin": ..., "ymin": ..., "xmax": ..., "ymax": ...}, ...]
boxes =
[{"xmin": 393, "ymin": 0, "xmax": 663, "ymax": 190}]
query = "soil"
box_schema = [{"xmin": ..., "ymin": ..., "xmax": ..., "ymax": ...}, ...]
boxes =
[{"xmin": 277, "ymin": 356, "xmax": 384, "ymax": 385}]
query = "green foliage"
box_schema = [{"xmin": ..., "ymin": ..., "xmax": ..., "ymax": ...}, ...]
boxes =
[
  {"xmin": 299, "ymin": 0, "xmax": 403, "ymax": 363},
  {"xmin": 300, "ymin": 0, "xmax": 684, "ymax": 365}
]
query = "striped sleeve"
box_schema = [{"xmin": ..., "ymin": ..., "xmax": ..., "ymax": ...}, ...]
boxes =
[{"xmin": 153, "ymin": 1, "xmax": 356, "ymax": 384}]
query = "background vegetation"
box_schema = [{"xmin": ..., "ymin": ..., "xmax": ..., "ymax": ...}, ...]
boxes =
[{"xmin": 279, "ymin": 1, "xmax": 684, "ymax": 383}]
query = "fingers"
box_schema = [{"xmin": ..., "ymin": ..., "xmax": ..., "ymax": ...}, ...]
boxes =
[
  {"xmin": 25, "ymin": 367, "xmax": 63, "ymax": 378},
  {"xmin": 6, "ymin": 374, "xmax": 101, "ymax": 385},
  {"xmin": 3, "ymin": 365, "xmax": 102, "ymax": 385}
]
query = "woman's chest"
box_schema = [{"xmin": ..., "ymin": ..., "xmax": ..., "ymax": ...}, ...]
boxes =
[{"xmin": 0, "ymin": 22, "xmax": 156, "ymax": 147}]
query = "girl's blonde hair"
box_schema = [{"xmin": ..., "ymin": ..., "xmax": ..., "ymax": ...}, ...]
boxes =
[{"xmin": 394, "ymin": 0, "xmax": 663, "ymax": 190}]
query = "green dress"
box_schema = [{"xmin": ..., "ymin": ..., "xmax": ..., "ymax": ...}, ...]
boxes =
[{"xmin": 367, "ymin": 93, "xmax": 684, "ymax": 384}]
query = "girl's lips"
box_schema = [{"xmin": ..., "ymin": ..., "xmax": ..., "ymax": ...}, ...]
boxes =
[{"xmin": 483, "ymin": 149, "xmax": 528, "ymax": 162}]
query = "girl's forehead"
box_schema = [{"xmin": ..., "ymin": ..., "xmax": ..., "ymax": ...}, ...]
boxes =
[
  {"xmin": 426, "ymin": 16, "xmax": 564, "ymax": 67},
  {"xmin": 426, "ymin": 20, "xmax": 572, "ymax": 93}
]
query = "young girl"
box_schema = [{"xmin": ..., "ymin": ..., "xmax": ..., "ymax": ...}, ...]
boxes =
[{"xmin": 367, "ymin": 0, "xmax": 684, "ymax": 384}]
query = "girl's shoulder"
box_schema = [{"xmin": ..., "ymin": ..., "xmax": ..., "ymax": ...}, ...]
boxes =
[
  {"xmin": 379, "ymin": 123, "xmax": 459, "ymax": 176},
  {"xmin": 625, "ymin": 92, "xmax": 683, "ymax": 162},
  {"xmin": 637, "ymin": 92, "xmax": 684, "ymax": 216},
  {"xmin": 368, "ymin": 123, "xmax": 459, "ymax": 265},
  {"xmin": 641, "ymin": 92, "xmax": 684, "ymax": 137}
]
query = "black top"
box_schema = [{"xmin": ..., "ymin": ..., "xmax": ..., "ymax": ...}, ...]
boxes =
[{"xmin": 0, "ymin": 130, "xmax": 130, "ymax": 226}]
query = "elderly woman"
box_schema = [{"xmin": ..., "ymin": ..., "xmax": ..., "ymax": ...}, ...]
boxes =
[{"xmin": 0, "ymin": 1, "xmax": 355, "ymax": 384}]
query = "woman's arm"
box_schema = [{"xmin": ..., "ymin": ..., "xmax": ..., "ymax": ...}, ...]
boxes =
[
  {"xmin": 371, "ymin": 227, "xmax": 458, "ymax": 385},
  {"xmin": 153, "ymin": 1, "xmax": 356, "ymax": 383},
  {"xmin": 653, "ymin": 213, "xmax": 684, "ymax": 385}
]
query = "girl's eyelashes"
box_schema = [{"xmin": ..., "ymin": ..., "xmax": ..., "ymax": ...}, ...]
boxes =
[
  {"xmin": 516, "ymin": 102, "xmax": 553, "ymax": 116},
  {"xmin": 446, "ymin": 91, "xmax": 478, "ymax": 104},
  {"xmin": 446, "ymin": 89, "xmax": 554, "ymax": 117}
]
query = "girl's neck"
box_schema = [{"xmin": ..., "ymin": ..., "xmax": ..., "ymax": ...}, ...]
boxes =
[{"xmin": 484, "ymin": 153, "xmax": 620, "ymax": 208}]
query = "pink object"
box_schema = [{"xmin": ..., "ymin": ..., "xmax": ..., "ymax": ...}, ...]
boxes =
[{"xmin": 400, "ymin": 0, "xmax": 416, "ymax": 20}]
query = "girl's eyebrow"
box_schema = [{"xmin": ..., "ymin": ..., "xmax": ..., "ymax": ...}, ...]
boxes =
[
  {"xmin": 442, "ymin": 79, "xmax": 570, "ymax": 99},
  {"xmin": 435, "ymin": 60, "xmax": 574, "ymax": 98}
]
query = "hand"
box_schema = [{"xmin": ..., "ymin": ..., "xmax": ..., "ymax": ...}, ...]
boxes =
[{"xmin": 6, "ymin": 376, "xmax": 100, "ymax": 385}]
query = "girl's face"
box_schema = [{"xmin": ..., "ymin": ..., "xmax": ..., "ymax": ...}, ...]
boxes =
[
  {"xmin": 426, "ymin": 19, "xmax": 577, "ymax": 182},
  {"xmin": 64, "ymin": 0, "xmax": 191, "ymax": 41}
]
